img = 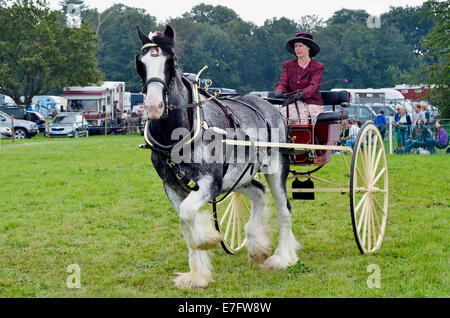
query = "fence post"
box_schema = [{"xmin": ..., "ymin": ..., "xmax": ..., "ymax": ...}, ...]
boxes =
[
  {"xmin": 47, "ymin": 114, "xmax": 50, "ymax": 141},
  {"xmin": 388, "ymin": 117, "xmax": 393, "ymax": 154},
  {"xmin": 11, "ymin": 114, "xmax": 15, "ymax": 143},
  {"xmin": 104, "ymin": 115, "xmax": 107, "ymax": 136}
]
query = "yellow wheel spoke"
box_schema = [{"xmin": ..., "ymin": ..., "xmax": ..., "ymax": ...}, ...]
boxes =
[
  {"xmin": 357, "ymin": 194, "xmax": 369, "ymax": 233},
  {"xmin": 373, "ymin": 195, "xmax": 387, "ymax": 216},
  {"xmin": 372, "ymin": 167, "xmax": 386, "ymax": 187},
  {"xmin": 220, "ymin": 201, "xmax": 233, "ymax": 227},
  {"xmin": 370, "ymin": 199, "xmax": 377, "ymax": 250},
  {"xmin": 372, "ymin": 148, "xmax": 383, "ymax": 175}
]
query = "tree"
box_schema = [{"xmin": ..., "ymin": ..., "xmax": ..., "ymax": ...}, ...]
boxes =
[
  {"xmin": 381, "ymin": 5, "xmax": 434, "ymax": 56},
  {"xmin": 181, "ymin": 3, "xmax": 239, "ymax": 25},
  {"xmin": 416, "ymin": 0, "xmax": 449, "ymax": 117},
  {"xmin": 0, "ymin": 0, "xmax": 103, "ymax": 105},
  {"xmin": 297, "ymin": 14, "xmax": 324, "ymax": 33},
  {"xmin": 83, "ymin": 4, "xmax": 157, "ymax": 92}
]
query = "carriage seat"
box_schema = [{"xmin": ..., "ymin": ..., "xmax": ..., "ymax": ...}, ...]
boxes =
[
  {"xmin": 320, "ymin": 90, "xmax": 349, "ymax": 106},
  {"xmin": 316, "ymin": 90, "xmax": 349, "ymax": 123},
  {"xmin": 316, "ymin": 110, "xmax": 348, "ymax": 123}
]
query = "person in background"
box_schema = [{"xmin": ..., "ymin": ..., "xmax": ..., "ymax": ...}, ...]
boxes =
[
  {"xmin": 374, "ymin": 110, "xmax": 387, "ymax": 140},
  {"xmin": 393, "ymin": 105, "xmax": 402, "ymax": 150},
  {"xmin": 394, "ymin": 107, "xmax": 411, "ymax": 151},
  {"xmin": 411, "ymin": 103, "xmax": 426, "ymax": 127},
  {"xmin": 121, "ymin": 110, "xmax": 128, "ymax": 134},
  {"xmin": 426, "ymin": 120, "xmax": 448, "ymax": 154},
  {"xmin": 403, "ymin": 119, "xmax": 431, "ymax": 154},
  {"xmin": 344, "ymin": 119, "xmax": 360, "ymax": 149},
  {"xmin": 273, "ymin": 32, "xmax": 324, "ymax": 125},
  {"xmin": 421, "ymin": 103, "xmax": 430, "ymax": 125},
  {"xmin": 138, "ymin": 110, "xmax": 144, "ymax": 136}
]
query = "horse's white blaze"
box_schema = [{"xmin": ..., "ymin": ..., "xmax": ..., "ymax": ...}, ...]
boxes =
[{"xmin": 141, "ymin": 52, "xmax": 167, "ymax": 118}]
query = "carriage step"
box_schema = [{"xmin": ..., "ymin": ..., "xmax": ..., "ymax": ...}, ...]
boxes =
[{"xmin": 292, "ymin": 178, "xmax": 315, "ymax": 200}]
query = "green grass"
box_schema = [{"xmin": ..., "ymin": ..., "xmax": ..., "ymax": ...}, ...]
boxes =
[{"xmin": 0, "ymin": 134, "xmax": 448, "ymax": 297}]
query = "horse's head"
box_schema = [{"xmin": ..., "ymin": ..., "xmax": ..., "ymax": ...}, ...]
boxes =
[{"xmin": 135, "ymin": 25, "xmax": 176, "ymax": 119}]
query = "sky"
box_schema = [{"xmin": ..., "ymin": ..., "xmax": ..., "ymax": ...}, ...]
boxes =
[{"xmin": 48, "ymin": 0, "xmax": 427, "ymax": 26}]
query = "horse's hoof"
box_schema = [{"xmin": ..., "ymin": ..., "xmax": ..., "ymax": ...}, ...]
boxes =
[
  {"xmin": 261, "ymin": 255, "xmax": 290, "ymax": 270},
  {"xmin": 173, "ymin": 271, "xmax": 211, "ymax": 289},
  {"xmin": 248, "ymin": 251, "xmax": 271, "ymax": 265}
]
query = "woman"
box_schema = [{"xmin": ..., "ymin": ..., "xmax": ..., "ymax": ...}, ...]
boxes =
[
  {"xmin": 274, "ymin": 32, "xmax": 324, "ymax": 125},
  {"xmin": 426, "ymin": 120, "xmax": 448, "ymax": 153},
  {"xmin": 395, "ymin": 107, "xmax": 411, "ymax": 151}
]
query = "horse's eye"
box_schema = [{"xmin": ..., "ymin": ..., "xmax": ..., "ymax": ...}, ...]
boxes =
[{"xmin": 150, "ymin": 47, "xmax": 160, "ymax": 57}]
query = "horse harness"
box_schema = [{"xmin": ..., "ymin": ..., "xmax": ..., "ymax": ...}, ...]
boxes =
[{"xmin": 137, "ymin": 44, "xmax": 272, "ymax": 196}]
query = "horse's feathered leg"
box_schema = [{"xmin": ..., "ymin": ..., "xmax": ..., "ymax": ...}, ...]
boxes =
[
  {"xmin": 263, "ymin": 155, "xmax": 300, "ymax": 270},
  {"xmin": 236, "ymin": 180, "xmax": 272, "ymax": 264},
  {"xmin": 174, "ymin": 175, "xmax": 222, "ymax": 289}
]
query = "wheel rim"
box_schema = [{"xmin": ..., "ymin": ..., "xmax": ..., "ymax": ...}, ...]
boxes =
[
  {"xmin": 350, "ymin": 122, "xmax": 389, "ymax": 254},
  {"xmin": 15, "ymin": 129, "xmax": 26, "ymax": 139},
  {"xmin": 213, "ymin": 192, "xmax": 250, "ymax": 254}
]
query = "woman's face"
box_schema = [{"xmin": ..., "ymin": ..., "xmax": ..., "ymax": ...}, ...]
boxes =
[
  {"xmin": 294, "ymin": 42, "xmax": 310, "ymax": 58},
  {"xmin": 400, "ymin": 108, "xmax": 406, "ymax": 115}
]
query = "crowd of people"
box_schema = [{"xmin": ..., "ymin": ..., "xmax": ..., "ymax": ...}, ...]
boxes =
[
  {"xmin": 393, "ymin": 103, "xmax": 448, "ymax": 154},
  {"xmin": 114, "ymin": 106, "xmax": 145, "ymax": 136},
  {"xmin": 336, "ymin": 102, "xmax": 448, "ymax": 155}
]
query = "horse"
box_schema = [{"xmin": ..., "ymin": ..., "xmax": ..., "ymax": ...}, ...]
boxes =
[{"xmin": 135, "ymin": 25, "xmax": 299, "ymax": 289}]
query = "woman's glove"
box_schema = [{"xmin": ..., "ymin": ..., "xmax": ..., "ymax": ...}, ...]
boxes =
[
  {"xmin": 268, "ymin": 91, "xmax": 285, "ymax": 98},
  {"xmin": 288, "ymin": 92, "xmax": 303, "ymax": 102}
]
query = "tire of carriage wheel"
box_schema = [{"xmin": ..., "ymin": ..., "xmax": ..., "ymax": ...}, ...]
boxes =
[{"xmin": 349, "ymin": 121, "xmax": 389, "ymax": 254}]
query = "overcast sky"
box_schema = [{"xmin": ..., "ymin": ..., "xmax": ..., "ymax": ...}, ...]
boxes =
[{"xmin": 48, "ymin": 0, "xmax": 427, "ymax": 26}]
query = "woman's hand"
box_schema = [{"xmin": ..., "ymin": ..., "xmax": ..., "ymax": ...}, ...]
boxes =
[{"xmin": 288, "ymin": 92, "xmax": 303, "ymax": 102}]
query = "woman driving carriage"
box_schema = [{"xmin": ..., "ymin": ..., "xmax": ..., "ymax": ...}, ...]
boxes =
[{"xmin": 273, "ymin": 32, "xmax": 324, "ymax": 125}]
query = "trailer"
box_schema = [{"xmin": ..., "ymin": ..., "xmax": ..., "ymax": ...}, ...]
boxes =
[{"xmin": 63, "ymin": 81, "xmax": 125, "ymax": 133}]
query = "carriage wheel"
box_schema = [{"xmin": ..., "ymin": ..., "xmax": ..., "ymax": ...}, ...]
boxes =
[
  {"xmin": 213, "ymin": 192, "xmax": 251, "ymax": 254},
  {"xmin": 350, "ymin": 122, "xmax": 389, "ymax": 254}
]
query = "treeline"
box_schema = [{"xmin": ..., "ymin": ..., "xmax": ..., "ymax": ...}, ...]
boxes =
[{"xmin": 68, "ymin": 1, "xmax": 434, "ymax": 93}]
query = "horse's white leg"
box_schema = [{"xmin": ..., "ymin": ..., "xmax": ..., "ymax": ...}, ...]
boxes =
[
  {"xmin": 178, "ymin": 176, "xmax": 222, "ymax": 251},
  {"xmin": 264, "ymin": 169, "xmax": 300, "ymax": 270},
  {"xmin": 174, "ymin": 248, "xmax": 213, "ymax": 289},
  {"xmin": 174, "ymin": 176, "xmax": 222, "ymax": 289},
  {"xmin": 236, "ymin": 181, "xmax": 272, "ymax": 264}
]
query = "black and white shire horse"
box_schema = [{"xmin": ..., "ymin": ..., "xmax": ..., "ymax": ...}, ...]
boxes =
[{"xmin": 136, "ymin": 25, "xmax": 299, "ymax": 289}]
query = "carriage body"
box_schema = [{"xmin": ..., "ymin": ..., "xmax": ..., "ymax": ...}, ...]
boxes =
[
  {"xmin": 289, "ymin": 120, "xmax": 341, "ymax": 166},
  {"xmin": 216, "ymin": 90, "xmax": 389, "ymax": 255}
]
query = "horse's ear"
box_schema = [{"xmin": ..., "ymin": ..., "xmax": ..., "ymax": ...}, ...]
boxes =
[
  {"xmin": 164, "ymin": 25, "xmax": 175, "ymax": 42},
  {"xmin": 136, "ymin": 25, "xmax": 150, "ymax": 44}
]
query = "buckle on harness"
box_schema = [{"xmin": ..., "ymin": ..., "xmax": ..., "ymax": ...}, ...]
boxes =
[{"xmin": 166, "ymin": 159, "xmax": 176, "ymax": 168}]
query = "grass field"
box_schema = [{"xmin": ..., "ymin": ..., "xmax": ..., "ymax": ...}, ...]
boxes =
[{"xmin": 0, "ymin": 134, "xmax": 448, "ymax": 297}]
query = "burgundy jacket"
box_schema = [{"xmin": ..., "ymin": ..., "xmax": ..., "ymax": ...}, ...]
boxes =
[{"xmin": 275, "ymin": 59, "xmax": 324, "ymax": 105}]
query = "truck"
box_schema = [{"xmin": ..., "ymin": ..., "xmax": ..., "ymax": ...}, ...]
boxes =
[{"xmin": 63, "ymin": 81, "xmax": 125, "ymax": 133}]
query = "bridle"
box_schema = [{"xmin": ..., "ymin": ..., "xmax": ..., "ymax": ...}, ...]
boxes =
[
  {"xmin": 136, "ymin": 42, "xmax": 175, "ymax": 118},
  {"xmin": 136, "ymin": 42, "xmax": 207, "ymax": 157}
]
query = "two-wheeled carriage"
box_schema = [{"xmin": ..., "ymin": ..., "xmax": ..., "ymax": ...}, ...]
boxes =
[{"xmin": 212, "ymin": 90, "xmax": 389, "ymax": 255}]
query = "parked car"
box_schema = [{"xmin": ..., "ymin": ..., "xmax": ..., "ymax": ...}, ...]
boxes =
[
  {"xmin": 0, "ymin": 110, "xmax": 39, "ymax": 139},
  {"xmin": 325, "ymin": 104, "xmax": 376, "ymax": 124},
  {"xmin": 25, "ymin": 110, "xmax": 46, "ymax": 132},
  {"xmin": 44, "ymin": 112, "xmax": 89, "ymax": 138}
]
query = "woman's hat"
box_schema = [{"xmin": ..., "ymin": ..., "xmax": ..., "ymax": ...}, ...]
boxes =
[{"xmin": 286, "ymin": 32, "xmax": 320, "ymax": 57}]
